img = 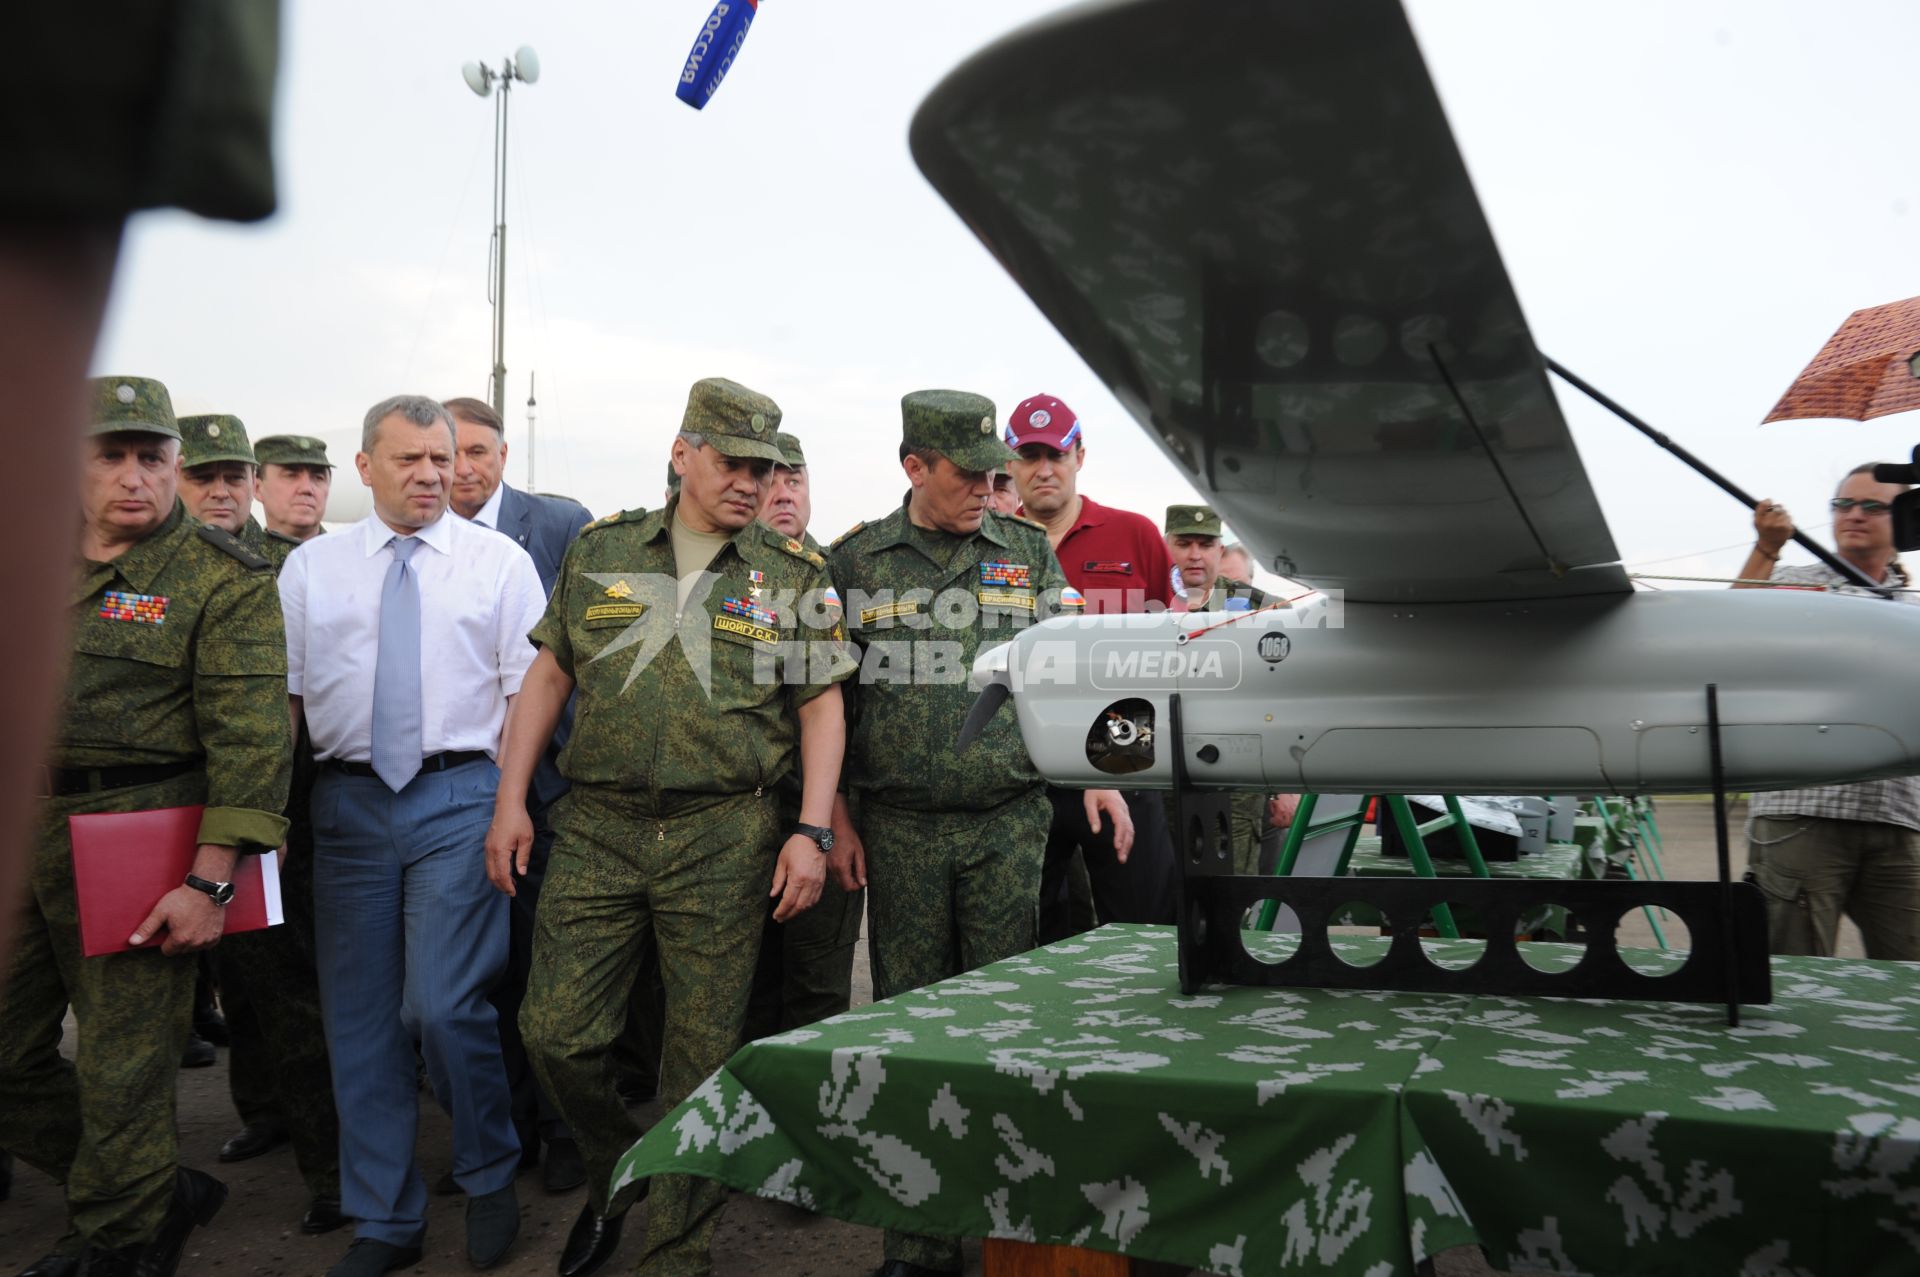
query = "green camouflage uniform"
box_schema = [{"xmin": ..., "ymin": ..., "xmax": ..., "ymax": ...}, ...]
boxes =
[
  {"xmin": 178, "ymin": 413, "xmax": 338, "ymax": 1195},
  {"xmin": 0, "ymin": 378, "xmax": 291, "ymax": 1250},
  {"xmin": 744, "ymin": 432, "xmax": 866, "ymax": 1038},
  {"xmin": 828, "ymin": 390, "xmax": 1080, "ymax": 1274},
  {"xmin": 1167, "ymin": 506, "xmax": 1275, "ymax": 874},
  {"xmin": 520, "ymin": 379, "xmax": 854, "ymax": 1275}
]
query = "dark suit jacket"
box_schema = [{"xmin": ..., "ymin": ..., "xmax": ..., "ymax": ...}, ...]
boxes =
[
  {"xmin": 494, "ymin": 483, "xmax": 593, "ymax": 595},
  {"xmin": 490, "ymin": 484, "xmax": 593, "ymax": 808}
]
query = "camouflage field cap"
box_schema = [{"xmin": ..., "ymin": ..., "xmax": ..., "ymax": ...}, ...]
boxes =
[
  {"xmin": 902, "ymin": 389, "xmax": 1012, "ymax": 472},
  {"xmin": 1165, "ymin": 504, "xmax": 1223, "ymax": 537},
  {"xmin": 774, "ymin": 431, "xmax": 807, "ymax": 469},
  {"xmin": 254, "ymin": 434, "xmax": 333, "ymax": 469},
  {"xmin": 179, "ymin": 414, "xmax": 256, "ymax": 469},
  {"xmin": 90, "ymin": 375, "xmax": 180, "ymax": 440},
  {"xmin": 680, "ymin": 377, "xmax": 786, "ymax": 463}
]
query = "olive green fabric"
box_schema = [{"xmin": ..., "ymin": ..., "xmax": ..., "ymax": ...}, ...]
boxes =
[
  {"xmin": 2, "ymin": 4, "xmax": 279, "ymax": 222},
  {"xmin": 61, "ymin": 501, "xmax": 291, "ymax": 851},
  {"xmin": 1227, "ymin": 791, "xmax": 1266, "ymax": 875},
  {"xmin": 523, "ymin": 789, "xmax": 779, "ymax": 1260},
  {"xmin": 744, "ymin": 780, "xmax": 862, "ymax": 1039},
  {"xmin": 859, "ymin": 791, "xmax": 1052, "ymax": 1273},
  {"xmin": 773, "ymin": 431, "xmax": 807, "ymax": 469},
  {"xmin": 1188, "ymin": 575, "xmax": 1272, "ymax": 612},
  {"xmin": 0, "ymin": 778, "xmax": 203, "ymax": 1248},
  {"xmin": 253, "ymin": 434, "xmax": 331, "ymax": 469},
  {"xmin": 0, "ymin": 498, "xmax": 294, "ymax": 1248},
  {"xmin": 89, "ymin": 375, "xmax": 179, "ymax": 440},
  {"xmin": 679, "ymin": 378, "xmax": 785, "ymax": 463},
  {"xmin": 1164, "ymin": 503, "xmax": 1222, "ymax": 537},
  {"xmin": 531, "ymin": 496, "xmax": 853, "ymax": 813},
  {"xmin": 901, "ymin": 389, "xmax": 1012, "ymax": 472},
  {"xmin": 828, "ymin": 503, "xmax": 1077, "ymax": 811},
  {"xmin": 178, "ymin": 413, "xmax": 254, "ymax": 468}
]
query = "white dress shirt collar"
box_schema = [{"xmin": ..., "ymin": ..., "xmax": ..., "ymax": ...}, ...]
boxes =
[
  {"xmin": 359, "ymin": 509, "xmax": 456, "ymax": 558},
  {"xmin": 471, "ymin": 483, "xmax": 506, "ymax": 531}
]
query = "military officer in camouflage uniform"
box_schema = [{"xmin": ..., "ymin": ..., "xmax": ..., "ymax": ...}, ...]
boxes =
[
  {"xmin": 174, "ymin": 414, "xmax": 272, "ymax": 558},
  {"xmin": 744, "ymin": 431, "xmax": 866, "ymax": 1037},
  {"xmin": 827, "ymin": 391, "xmax": 1131, "ymax": 1277},
  {"xmin": 254, "ymin": 433, "xmax": 333, "ymax": 548},
  {"xmin": 492, "ymin": 378, "xmax": 854, "ymax": 1277},
  {"xmin": 177, "ymin": 416, "xmax": 344, "ymax": 1232},
  {"xmin": 1166, "ymin": 504, "xmax": 1276, "ymax": 872},
  {"xmin": 0, "ymin": 377, "xmax": 292, "ymax": 1277}
]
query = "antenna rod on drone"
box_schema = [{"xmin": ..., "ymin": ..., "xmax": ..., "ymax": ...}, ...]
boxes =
[{"xmin": 1543, "ymin": 354, "xmax": 1889, "ymax": 597}]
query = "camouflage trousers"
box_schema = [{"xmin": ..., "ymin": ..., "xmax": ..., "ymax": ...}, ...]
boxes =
[
  {"xmin": 1228, "ymin": 791, "xmax": 1267, "ymax": 876},
  {"xmin": 860, "ymin": 787, "xmax": 1050, "ymax": 1273},
  {"xmin": 213, "ymin": 835, "xmax": 339, "ymax": 1198},
  {"xmin": 522, "ymin": 787, "xmax": 777, "ymax": 1277},
  {"xmin": 0, "ymin": 777, "xmax": 203, "ymax": 1248}
]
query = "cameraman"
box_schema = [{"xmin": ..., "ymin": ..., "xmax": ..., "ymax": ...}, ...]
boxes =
[{"xmin": 1736, "ymin": 464, "xmax": 1920, "ymax": 960}]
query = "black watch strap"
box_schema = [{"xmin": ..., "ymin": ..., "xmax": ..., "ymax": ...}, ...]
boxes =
[
  {"xmin": 793, "ymin": 822, "xmax": 835, "ymax": 853},
  {"xmin": 184, "ymin": 873, "xmax": 236, "ymax": 906}
]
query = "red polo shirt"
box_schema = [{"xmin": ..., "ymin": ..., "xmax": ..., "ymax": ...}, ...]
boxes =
[{"xmin": 1031, "ymin": 495, "xmax": 1175, "ymax": 615}]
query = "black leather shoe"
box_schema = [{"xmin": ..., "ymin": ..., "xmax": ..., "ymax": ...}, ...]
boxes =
[
  {"xmin": 556, "ymin": 1204, "xmax": 625, "ymax": 1277},
  {"xmin": 541, "ymin": 1138, "xmax": 585, "ymax": 1194},
  {"xmin": 301, "ymin": 1194, "xmax": 349, "ymax": 1235},
  {"xmin": 16, "ymin": 1254, "xmax": 80, "ymax": 1277},
  {"xmin": 870, "ymin": 1263, "xmax": 960, "ymax": 1277},
  {"xmin": 135, "ymin": 1166, "xmax": 226, "ymax": 1277},
  {"xmin": 75, "ymin": 1245, "xmax": 139, "ymax": 1277},
  {"xmin": 178, "ymin": 1034, "xmax": 215, "ymax": 1069},
  {"xmin": 217, "ymin": 1120, "xmax": 289, "ymax": 1163},
  {"xmin": 466, "ymin": 1183, "xmax": 520, "ymax": 1269},
  {"xmin": 192, "ymin": 1006, "xmax": 229, "ymax": 1047},
  {"xmin": 324, "ymin": 1238, "xmax": 423, "ymax": 1277}
]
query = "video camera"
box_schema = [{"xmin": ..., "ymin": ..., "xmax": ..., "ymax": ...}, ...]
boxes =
[{"xmin": 1873, "ymin": 448, "xmax": 1920, "ymax": 551}]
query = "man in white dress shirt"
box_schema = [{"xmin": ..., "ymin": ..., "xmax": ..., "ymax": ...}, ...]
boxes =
[{"xmin": 278, "ymin": 395, "xmax": 547, "ymax": 1277}]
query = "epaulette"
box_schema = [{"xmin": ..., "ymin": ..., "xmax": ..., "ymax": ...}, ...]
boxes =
[
  {"xmin": 264, "ymin": 528, "xmax": 301, "ymax": 546},
  {"xmin": 197, "ymin": 524, "xmax": 271, "ymax": 570},
  {"xmin": 1001, "ymin": 513, "xmax": 1048, "ymax": 533},
  {"xmin": 768, "ymin": 529, "xmax": 826, "ymax": 567},
  {"xmin": 829, "ymin": 521, "xmax": 867, "ymax": 549},
  {"xmin": 580, "ymin": 507, "xmax": 645, "ymax": 535}
]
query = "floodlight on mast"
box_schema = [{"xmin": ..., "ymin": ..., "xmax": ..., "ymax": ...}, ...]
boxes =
[{"xmin": 461, "ymin": 46, "xmax": 540, "ymax": 420}]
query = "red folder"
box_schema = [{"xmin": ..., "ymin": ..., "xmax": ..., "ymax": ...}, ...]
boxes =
[{"xmin": 68, "ymin": 805, "xmax": 283, "ymax": 958}]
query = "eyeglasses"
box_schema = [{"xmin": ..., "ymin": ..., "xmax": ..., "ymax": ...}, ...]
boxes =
[{"xmin": 1830, "ymin": 497, "xmax": 1893, "ymax": 514}]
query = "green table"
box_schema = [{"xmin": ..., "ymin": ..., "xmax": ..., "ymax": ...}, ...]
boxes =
[{"xmin": 615, "ymin": 925, "xmax": 1920, "ymax": 1276}]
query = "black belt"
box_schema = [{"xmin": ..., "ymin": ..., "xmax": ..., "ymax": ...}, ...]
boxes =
[
  {"xmin": 43, "ymin": 760, "xmax": 197, "ymax": 798},
  {"xmin": 323, "ymin": 750, "xmax": 490, "ymax": 780}
]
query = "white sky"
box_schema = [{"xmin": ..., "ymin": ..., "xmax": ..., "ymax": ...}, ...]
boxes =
[{"xmin": 96, "ymin": 0, "xmax": 1920, "ymax": 591}]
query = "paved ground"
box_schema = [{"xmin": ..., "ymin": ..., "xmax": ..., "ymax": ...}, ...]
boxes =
[{"xmin": 0, "ymin": 796, "xmax": 1857, "ymax": 1276}]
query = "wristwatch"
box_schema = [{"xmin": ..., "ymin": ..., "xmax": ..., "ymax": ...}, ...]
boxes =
[
  {"xmin": 184, "ymin": 873, "xmax": 236, "ymax": 907},
  {"xmin": 793, "ymin": 823, "xmax": 836, "ymax": 854}
]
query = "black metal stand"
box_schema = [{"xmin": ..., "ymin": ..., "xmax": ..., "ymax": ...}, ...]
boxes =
[
  {"xmin": 1706, "ymin": 683, "xmax": 1741, "ymax": 1027},
  {"xmin": 1170, "ymin": 693, "xmax": 1773, "ymax": 1011}
]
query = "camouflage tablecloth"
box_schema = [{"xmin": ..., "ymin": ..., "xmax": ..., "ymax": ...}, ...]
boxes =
[{"xmin": 613, "ymin": 925, "xmax": 1920, "ymax": 1276}]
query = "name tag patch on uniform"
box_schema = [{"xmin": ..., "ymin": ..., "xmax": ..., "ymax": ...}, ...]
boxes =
[
  {"xmin": 101, "ymin": 590, "xmax": 168, "ymax": 625},
  {"xmin": 1083, "ymin": 561, "xmax": 1134, "ymax": 575},
  {"xmin": 584, "ymin": 602, "xmax": 646, "ymax": 625},
  {"xmin": 977, "ymin": 590, "xmax": 1036, "ymax": 612},
  {"xmin": 859, "ymin": 600, "xmax": 920, "ymax": 625},
  {"xmin": 721, "ymin": 596, "xmax": 779, "ymax": 628},
  {"xmin": 980, "ymin": 561, "xmax": 1032, "ymax": 589},
  {"xmin": 714, "ymin": 614, "xmax": 779, "ymax": 645}
]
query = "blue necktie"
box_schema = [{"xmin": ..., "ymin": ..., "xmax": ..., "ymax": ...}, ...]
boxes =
[{"xmin": 371, "ymin": 536, "xmax": 424, "ymax": 791}]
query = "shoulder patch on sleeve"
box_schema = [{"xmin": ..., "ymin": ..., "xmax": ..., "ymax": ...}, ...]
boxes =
[
  {"xmin": 196, "ymin": 523, "xmax": 272, "ymax": 570},
  {"xmin": 829, "ymin": 521, "xmax": 867, "ymax": 549},
  {"xmin": 581, "ymin": 507, "xmax": 642, "ymax": 535}
]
